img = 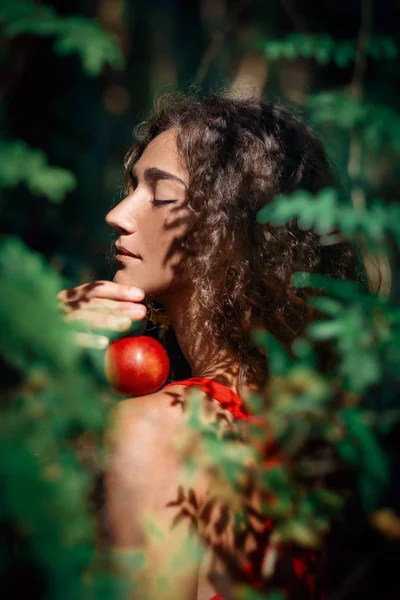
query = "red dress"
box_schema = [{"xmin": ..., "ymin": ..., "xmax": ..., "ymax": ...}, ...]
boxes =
[{"xmin": 164, "ymin": 377, "xmax": 322, "ymax": 600}]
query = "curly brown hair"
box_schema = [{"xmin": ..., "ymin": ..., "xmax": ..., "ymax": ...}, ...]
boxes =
[{"xmin": 125, "ymin": 94, "xmax": 364, "ymax": 394}]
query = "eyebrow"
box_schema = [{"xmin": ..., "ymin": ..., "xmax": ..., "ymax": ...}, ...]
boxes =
[{"xmin": 132, "ymin": 166, "xmax": 187, "ymax": 188}]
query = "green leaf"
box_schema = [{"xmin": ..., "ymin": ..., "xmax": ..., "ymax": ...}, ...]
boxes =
[
  {"xmin": 309, "ymin": 93, "xmax": 400, "ymax": 157},
  {"xmin": 297, "ymin": 35, "xmax": 315, "ymax": 58},
  {"xmin": 54, "ymin": 17, "xmax": 124, "ymax": 76},
  {"xmin": 258, "ymin": 185, "xmax": 400, "ymax": 249},
  {"xmin": 251, "ymin": 330, "xmax": 291, "ymax": 375},
  {"xmin": 239, "ymin": 587, "xmax": 285, "ymax": 600},
  {"xmin": 283, "ymin": 39, "xmax": 298, "ymax": 61},
  {"xmin": 307, "ymin": 319, "xmax": 343, "ymax": 340},
  {"xmin": 263, "ymin": 40, "xmax": 283, "ymax": 60},
  {"xmin": 291, "ymin": 338, "xmax": 317, "ymax": 368},
  {"xmin": 0, "ymin": 139, "xmax": 76, "ymax": 202},
  {"xmin": 333, "ymin": 41, "xmax": 355, "ymax": 67},
  {"xmin": 291, "ymin": 273, "xmax": 388, "ymax": 393},
  {"xmin": 314, "ymin": 35, "xmax": 335, "ymax": 65},
  {"xmin": 337, "ymin": 409, "xmax": 389, "ymax": 512},
  {"xmin": 245, "ymin": 391, "xmax": 265, "ymax": 415},
  {"xmin": 0, "ymin": 0, "xmax": 123, "ymax": 76},
  {"xmin": 261, "ymin": 34, "xmax": 396, "ymax": 69},
  {"xmin": 292, "ymin": 272, "xmax": 363, "ymax": 299},
  {"xmin": 310, "ymin": 296, "xmax": 343, "ymax": 316}
]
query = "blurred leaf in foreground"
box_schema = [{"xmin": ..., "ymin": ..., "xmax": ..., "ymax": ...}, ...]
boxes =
[{"xmin": 0, "ymin": 140, "xmax": 76, "ymax": 202}]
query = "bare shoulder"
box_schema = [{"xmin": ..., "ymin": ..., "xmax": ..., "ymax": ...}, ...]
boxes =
[
  {"xmin": 105, "ymin": 385, "xmax": 261, "ymax": 595},
  {"xmin": 105, "ymin": 387, "xmax": 207, "ymax": 597},
  {"xmin": 161, "ymin": 383, "xmax": 237, "ymax": 429},
  {"xmin": 106, "ymin": 386, "xmax": 188, "ymax": 454},
  {"xmin": 107, "ymin": 382, "xmax": 235, "ymax": 446},
  {"xmin": 104, "ymin": 382, "xmax": 232, "ymax": 507}
]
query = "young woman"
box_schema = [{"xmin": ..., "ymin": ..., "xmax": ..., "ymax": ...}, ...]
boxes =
[{"xmin": 58, "ymin": 95, "xmax": 363, "ymax": 599}]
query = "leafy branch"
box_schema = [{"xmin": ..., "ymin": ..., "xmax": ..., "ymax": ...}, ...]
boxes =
[
  {"xmin": 0, "ymin": 140, "xmax": 76, "ymax": 202},
  {"xmin": 0, "ymin": 0, "xmax": 124, "ymax": 76},
  {"xmin": 260, "ymin": 33, "xmax": 397, "ymax": 66},
  {"xmin": 257, "ymin": 187, "xmax": 400, "ymax": 245}
]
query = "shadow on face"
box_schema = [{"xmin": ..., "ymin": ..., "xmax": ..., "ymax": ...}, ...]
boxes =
[{"xmin": 105, "ymin": 130, "xmax": 195, "ymax": 299}]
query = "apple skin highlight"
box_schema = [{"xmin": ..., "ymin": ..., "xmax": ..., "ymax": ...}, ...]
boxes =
[{"xmin": 105, "ymin": 336, "xmax": 170, "ymax": 396}]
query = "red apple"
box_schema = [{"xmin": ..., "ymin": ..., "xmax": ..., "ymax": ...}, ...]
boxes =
[{"xmin": 104, "ymin": 336, "xmax": 170, "ymax": 396}]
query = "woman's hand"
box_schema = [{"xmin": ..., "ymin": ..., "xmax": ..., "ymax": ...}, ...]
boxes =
[{"xmin": 57, "ymin": 281, "xmax": 147, "ymax": 348}]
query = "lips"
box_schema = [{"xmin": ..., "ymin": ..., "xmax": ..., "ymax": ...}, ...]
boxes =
[{"xmin": 115, "ymin": 244, "xmax": 141, "ymax": 259}]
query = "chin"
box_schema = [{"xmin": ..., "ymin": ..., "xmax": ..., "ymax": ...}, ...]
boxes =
[
  {"xmin": 113, "ymin": 270, "xmax": 140, "ymax": 287},
  {"xmin": 112, "ymin": 270, "xmax": 169, "ymax": 298},
  {"xmin": 113, "ymin": 270, "xmax": 125, "ymax": 283}
]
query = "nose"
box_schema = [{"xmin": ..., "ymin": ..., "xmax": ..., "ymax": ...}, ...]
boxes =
[{"xmin": 105, "ymin": 195, "xmax": 137, "ymax": 235}]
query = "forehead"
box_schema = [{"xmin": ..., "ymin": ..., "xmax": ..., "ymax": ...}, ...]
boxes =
[{"xmin": 136, "ymin": 129, "xmax": 188, "ymax": 184}]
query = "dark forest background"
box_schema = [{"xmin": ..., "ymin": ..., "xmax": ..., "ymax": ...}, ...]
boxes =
[
  {"xmin": 2, "ymin": 0, "xmax": 399, "ymax": 289},
  {"xmin": 1, "ymin": 1, "xmax": 400, "ymax": 599}
]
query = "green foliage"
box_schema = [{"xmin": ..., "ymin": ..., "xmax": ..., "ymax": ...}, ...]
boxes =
[
  {"xmin": 257, "ymin": 187, "xmax": 400, "ymax": 244},
  {"xmin": 336, "ymin": 408, "xmax": 389, "ymax": 513},
  {"xmin": 237, "ymin": 588, "xmax": 285, "ymax": 600},
  {"xmin": 0, "ymin": 139, "xmax": 76, "ymax": 202},
  {"xmin": 0, "ymin": 0, "xmax": 124, "ymax": 75},
  {"xmin": 246, "ymin": 222, "xmax": 394, "ymax": 524},
  {"xmin": 253, "ymin": 350, "xmax": 389, "ymax": 543},
  {"xmin": 0, "ymin": 235, "xmax": 78, "ymax": 369},
  {"xmin": 237, "ymin": 186, "xmax": 396, "ymax": 548},
  {"xmin": 251, "ymin": 330, "xmax": 291, "ymax": 375},
  {"xmin": 54, "ymin": 17, "xmax": 124, "ymax": 76},
  {"xmin": 291, "ymin": 273, "xmax": 400, "ymax": 393},
  {"xmin": 308, "ymin": 93, "xmax": 400, "ymax": 154},
  {"xmin": 261, "ymin": 34, "xmax": 397, "ymax": 66},
  {"xmin": 181, "ymin": 387, "xmax": 258, "ymax": 489},
  {"xmin": 0, "ymin": 236, "xmax": 121, "ymax": 598},
  {"xmin": 1, "ymin": 0, "xmax": 399, "ymax": 598},
  {"xmin": 0, "ymin": 3, "xmax": 128, "ymax": 591}
]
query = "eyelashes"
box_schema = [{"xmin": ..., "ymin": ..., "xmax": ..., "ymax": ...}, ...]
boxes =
[
  {"xmin": 151, "ymin": 200, "xmax": 178, "ymax": 207},
  {"xmin": 125, "ymin": 176, "xmax": 179, "ymax": 207}
]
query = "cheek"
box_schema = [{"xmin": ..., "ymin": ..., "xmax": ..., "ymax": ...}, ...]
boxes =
[
  {"xmin": 155, "ymin": 220, "xmax": 188, "ymax": 263},
  {"xmin": 162, "ymin": 208, "xmax": 192, "ymax": 256},
  {"xmin": 160, "ymin": 239, "xmax": 190, "ymax": 282}
]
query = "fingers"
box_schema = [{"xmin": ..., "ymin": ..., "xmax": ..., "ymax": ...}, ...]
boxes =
[
  {"xmin": 57, "ymin": 281, "xmax": 145, "ymax": 303},
  {"xmin": 74, "ymin": 332, "xmax": 110, "ymax": 349},
  {"xmin": 62, "ymin": 297, "xmax": 147, "ymax": 319},
  {"xmin": 57, "ymin": 282, "xmax": 148, "ymax": 343}
]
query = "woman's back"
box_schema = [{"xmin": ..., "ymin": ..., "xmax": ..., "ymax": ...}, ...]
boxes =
[
  {"xmin": 105, "ymin": 377, "xmax": 257, "ymax": 599},
  {"xmin": 163, "ymin": 379, "xmax": 323, "ymax": 600}
]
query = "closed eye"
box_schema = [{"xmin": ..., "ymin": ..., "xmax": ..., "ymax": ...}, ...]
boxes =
[{"xmin": 151, "ymin": 199, "xmax": 178, "ymax": 207}]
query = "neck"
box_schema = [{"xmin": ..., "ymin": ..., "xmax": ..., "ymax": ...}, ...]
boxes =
[{"xmin": 159, "ymin": 289, "xmax": 241, "ymax": 390}]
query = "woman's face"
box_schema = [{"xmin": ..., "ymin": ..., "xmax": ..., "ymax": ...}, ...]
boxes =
[{"xmin": 106, "ymin": 129, "xmax": 192, "ymax": 298}]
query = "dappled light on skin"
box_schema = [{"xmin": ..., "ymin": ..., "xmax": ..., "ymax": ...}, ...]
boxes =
[
  {"xmin": 3, "ymin": 0, "xmax": 399, "ymax": 596},
  {"xmin": 105, "ymin": 130, "xmax": 194, "ymax": 300},
  {"xmin": 102, "ymin": 380, "xmax": 327, "ymax": 600},
  {"xmin": 103, "ymin": 382, "xmax": 264, "ymax": 599},
  {"xmin": 57, "ymin": 94, "xmax": 396, "ymax": 600}
]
